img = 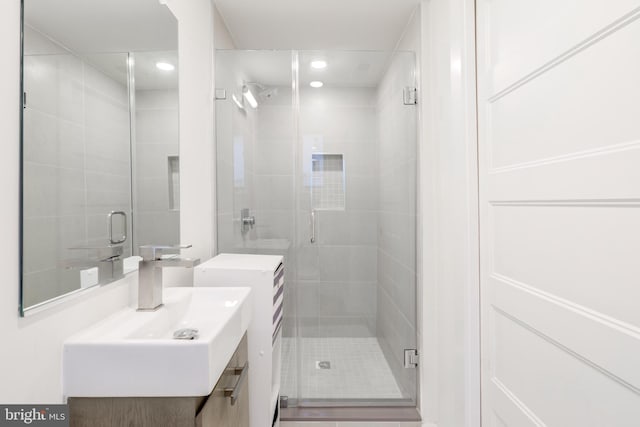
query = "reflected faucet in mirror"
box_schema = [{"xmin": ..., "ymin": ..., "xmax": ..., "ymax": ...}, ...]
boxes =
[
  {"xmin": 137, "ymin": 245, "xmax": 200, "ymax": 311},
  {"xmin": 63, "ymin": 210, "xmax": 128, "ymax": 286},
  {"xmin": 64, "ymin": 245, "xmax": 125, "ymax": 286}
]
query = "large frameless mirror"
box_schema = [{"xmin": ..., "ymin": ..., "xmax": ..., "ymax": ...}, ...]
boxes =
[{"xmin": 20, "ymin": 0, "xmax": 179, "ymax": 315}]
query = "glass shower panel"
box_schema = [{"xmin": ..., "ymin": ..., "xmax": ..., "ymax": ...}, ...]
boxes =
[
  {"xmin": 214, "ymin": 50, "xmax": 299, "ymax": 401},
  {"xmin": 215, "ymin": 50, "xmax": 294, "ymax": 253},
  {"xmin": 130, "ymin": 50, "xmax": 180, "ymax": 251}
]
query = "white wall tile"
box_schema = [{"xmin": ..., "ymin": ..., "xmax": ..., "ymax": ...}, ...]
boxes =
[
  {"xmin": 83, "ymin": 61, "xmax": 128, "ymax": 105},
  {"xmin": 254, "ymin": 175, "xmax": 294, "ymax": 211},
  {"xmin": 252, "ymin": 209, "xmax": 294, "ymax": 241},
  {"xmin": 318, "ymin": 246, "xmax": 377, "ymax": 282},
  {"xmin": 23, "ymin": 163, "xmax": 85, "ymax": 217},
  {"xmin": 135, "ymin": 108, "xmax": 180, "ymax": 144},
  {"xmin": 255, "ymin": 104, "xmax": 293, "ymax": 139},
  {"xmin": 346, "ymin": 175, "xmax": 379, "ymax": 211},
  {"xmin": 135, "ymin": 89, "xmax": 178, "ymax": 110},
  {"xmin": 23, "ymin": 25, "xmax": 67, "ymax": 55},
  {"xmin": 84, "ymin": 86, "xmax": 129, "ymax": 131},
  {"xmin": 254, "ymin": 138, "xmax": 294, "ymax": 175},
  {"xmin": 135, "ymin": 143, "xmax": 177, "ymax": 179},
  {"xmin": 317, "ymin": 282, "xmax": 377, "ymax": 317},
  {"xmin": 23, "ymin": 54, "xmax": 84, "ymax": 123},
  {"xmin": 135, "ymin": 211, "xmax": 180, "ymax": 246},
  {"xmin": 22, "ymin": 217, "xmax": 58, "ymax": 274},
  {"xmin": 22, "ymin": 109, "xmax": 84, "ymax": 169},
  {"xmin": 136, "ymin": 177, "xmax": 170, "ymax": 212},
  {"xmin": 317, "ymin": 210, "xmax": 377, "ymax": 246}
]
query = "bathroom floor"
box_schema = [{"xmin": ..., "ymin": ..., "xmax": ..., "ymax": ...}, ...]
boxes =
[{"xmin": 281, "ymin": 337, "xmax": 404, "ymax": 400}]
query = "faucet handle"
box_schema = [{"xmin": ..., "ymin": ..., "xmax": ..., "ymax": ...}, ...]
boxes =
[{"xmin": 139, "ymin": 244, "xmax": 192, "ymax": 261}]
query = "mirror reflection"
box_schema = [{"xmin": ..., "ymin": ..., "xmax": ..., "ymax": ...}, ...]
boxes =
[{"xmin": 21, "ymin": 0, "xmax": 179, "ymax": 313}]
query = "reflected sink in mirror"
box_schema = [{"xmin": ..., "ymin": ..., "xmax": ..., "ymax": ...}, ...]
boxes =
[{"xmin": 63, "ymin": 287, "xmax": 252, "ymax": 397}]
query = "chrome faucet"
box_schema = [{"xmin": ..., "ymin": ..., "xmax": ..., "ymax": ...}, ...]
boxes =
[
  {"xmin": 240, "ymin": 208, "xmax": 256, "ymax": 233},
  {"xmin": 137, "ymin": 244, "xmax": 201, "ymax": 311}
]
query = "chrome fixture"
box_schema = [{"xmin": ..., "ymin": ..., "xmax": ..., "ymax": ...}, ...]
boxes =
[
  {"xmin": 66, "ymin": 245, "xmax": 125, "ymax": 285},
  {"xmin": 215, "ymin": 88, "xmax": 227, "ymax": 100},
  {"xmin": 403, "ymin": 86, "xmax": 418, "ymax": 105},
  {"xmin": 107, "ymin": 211, "xmax": 127, "ymax": 244},
  {"xmin": 232, "ymin": 93, "xmax": 245, "ymax": 110},
  {"xmin": 279, "ymin": 395, "xmax": 289, "ymax": 409},
  {"xmin": 404, "ymin": 348, "xmax": 419, "ymax": 368},
  {"xmin": 173, "ymin": 328, "xmax": 199, "ymax": 340},
  {"xmin": 242, "ymin": 85, "xmax": 258, "ymax": 108},
  {"xmin": 310, "ymin": 209, "xmax": 316, "ymax": 244},
  {"xmin": 66, "ymin": 211, "xmax": 127, "ymax": 285},
  {"xmin": 240, "ymin": 208, "xmax": 255, "ymax": 233},
  {"xmin": 137, "ymin": 244, "xmax": 200, "ymax": 311},
  {"xmin": 224, "ymin": 362, "xmax": 249, "ymax": 406},
  {"xmin": 244, "ymin": 81, "xmax": 278, "ymax": 101}
]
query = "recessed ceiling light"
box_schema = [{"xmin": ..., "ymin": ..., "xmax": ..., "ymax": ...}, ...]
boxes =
[
  {"xmin": 310, "ymin": 81, "xmax": 324, "ymax": 88},
  {"xmin": 156, "ymin": 62, "xmax": 175, "ymax": 71},
  {"xmin": 311, "ymin": 60, "xmax": 327, "ymax": 69}
]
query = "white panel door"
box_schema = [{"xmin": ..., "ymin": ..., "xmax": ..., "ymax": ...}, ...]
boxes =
[{"xmin": 477, "ymin": 1, "xmax": 640, "ymax": 426}]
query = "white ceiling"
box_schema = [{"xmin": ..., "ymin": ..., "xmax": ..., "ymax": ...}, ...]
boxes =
[
  {"xmin": 219, "ymin": 50, "xmax": 400, "ymax": 88},
  {"xmin": 214, "ymin": 0, "xmax": 420, "ymax": 51}
]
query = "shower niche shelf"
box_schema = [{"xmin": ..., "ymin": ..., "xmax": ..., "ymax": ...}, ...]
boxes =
[{"xmin": 311, "ymin": 153, "xmax": 345, "ymax": 210}]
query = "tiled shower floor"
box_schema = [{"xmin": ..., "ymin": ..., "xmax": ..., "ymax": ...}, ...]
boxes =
[{"xmin": 280, "ymin": 337, "xmax": 404, "ymax": 400}]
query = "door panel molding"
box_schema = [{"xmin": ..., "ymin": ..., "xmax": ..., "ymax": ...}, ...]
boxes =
[
  {"xmin": 478, "ymin": 0, "xmax": 640, "ymax": 424},
  {"xmin": 491, "ymin": 378, "xmax": 543, "ymax": 427},
  {"xmin": 488, "ymin": 5, "xmax": 640, "ymax": 103}
]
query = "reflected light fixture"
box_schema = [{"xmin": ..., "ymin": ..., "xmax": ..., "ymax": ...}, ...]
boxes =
[
  {"xmin": 311, "ymin": 60, "xmax": 327, "ymax": 69},
  {"xmin": 242, "ymin": 85, "xmax": 258, "ymax": 108},
  {"xmin": 310, "ymin": 81, "xmax": 324, "ymax": 88},
  {"xmin": 156, "ymin": 61, "xmax": 175, "ymax": 71},
  {"xmin": 232, "ymin": 93, "xmax": 245, "ymax": 110}
]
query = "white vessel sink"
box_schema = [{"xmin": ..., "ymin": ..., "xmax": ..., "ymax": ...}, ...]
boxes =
[{"xmin": 63, "ymin": 287, "xmax": 252, "ymax": 397}]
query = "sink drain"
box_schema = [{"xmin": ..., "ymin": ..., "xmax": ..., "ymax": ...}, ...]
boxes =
[{"xmin": 173, "ymin": 328, "xmax": 199, "ymax": 340}]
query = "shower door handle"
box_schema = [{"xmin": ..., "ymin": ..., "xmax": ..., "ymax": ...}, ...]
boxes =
[
  {"xmin": 108, "ymin": 211, "xmax": 127, "ymax": 245},
  {"xmin": 310, "ymin": 209, "xmax": 316, "ymax": 244}
]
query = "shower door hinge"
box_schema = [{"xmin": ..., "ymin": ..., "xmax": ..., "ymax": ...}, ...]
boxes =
[
  {"xmin": 404, "ymin": 348, "xmax": 419, "ymax": 368},
  {"xmin": 403, "ymin": 87, "xmax": 417, "ymax": 105},
  {"xmin": 215, "ymin": 88, "xmax": 227, "ymax": 100}
]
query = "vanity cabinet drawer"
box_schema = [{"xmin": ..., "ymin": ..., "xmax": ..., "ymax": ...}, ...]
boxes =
[
  {"xmin": 69, "ymin": 333, "xmax": 249, "ymax": 427},
  {"xmin": 197, "ymin": 334, "xmax": 249, "ymax": 427}
]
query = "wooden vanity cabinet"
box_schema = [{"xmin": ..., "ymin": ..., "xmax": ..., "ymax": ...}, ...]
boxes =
[
  {"xmin": 196, "ymin": 333, "xmax": 250, "ymax": 427},
  {"xmin": 69, "ymin": 334, "xmax": 249, "ymax": 427}
]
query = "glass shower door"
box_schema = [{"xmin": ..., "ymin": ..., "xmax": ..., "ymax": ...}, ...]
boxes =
[
  {"xmin": 215, "ymin": 49, "xmax": 418, "ymax": 408},
  {"xmin": 293, "ymin": 50, "xmax": 418, "ymax": 405}
]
